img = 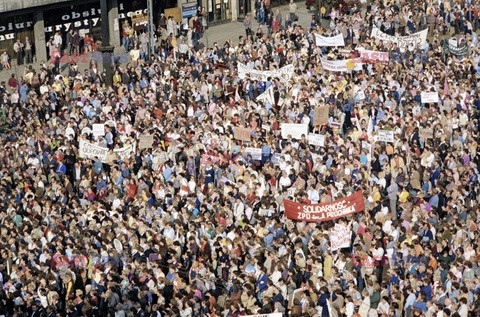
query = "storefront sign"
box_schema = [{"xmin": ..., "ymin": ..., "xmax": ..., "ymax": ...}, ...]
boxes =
[
  {"xmin": 283, "ymin": 191, "xmax": 365, "ymax": 222},
  {"xmin": 182, "ymin": 2, "xmax": 198, "ymax": 19}
]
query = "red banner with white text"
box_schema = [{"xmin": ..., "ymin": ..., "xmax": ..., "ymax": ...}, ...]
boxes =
[{"xmin": 283, "ymin": 191, "xmax": 365, "ymax": 222}]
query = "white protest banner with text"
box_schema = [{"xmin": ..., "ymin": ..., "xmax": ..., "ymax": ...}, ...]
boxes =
[
  {"xmin": 321, "ymin": 58, "xmax": 363, "ymax": 72},
  {"xmin": 79, "ymin": 140, "xmax": 136, "ymax": 163},
  {"xmin": 370, "ymin": 26, "xmax": 428, "ymax": 50},
  {"xmin": 237, "ymin": 63, "xmax": 294, "ymax": 83},
  {"xmin": 281, "ymin": 123, "xmax": 309, "ymax": 140},
  {"xmin": 315, "ymin": 33, "xmax": 345, "ymax": 46},
  {"xmin": 79, "ymin": 139, "xmax": 108, "ymax": 161}
]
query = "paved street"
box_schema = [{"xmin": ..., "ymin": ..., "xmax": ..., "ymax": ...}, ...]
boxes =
[{"xmin": 0, "ymin": 2, "xmax": 314, "ymax": 84}]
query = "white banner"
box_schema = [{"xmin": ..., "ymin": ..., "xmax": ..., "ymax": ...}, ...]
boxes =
[
  {"xmin": 330, "ymin": 224, "xmax": 351, "ymax": 251},
  {"xmin": 370, "ymin": 26, "xmax": 428, "ymax": 50},
  {"xmin": 354, "ymin": 49, "xmax": 389, "ymax": 63},
  {"xmin": 256, "ymin": 86, "xmax": 275, "ymax": 105},
  {"xmin": 308, "ymin": 133, "xmax": 325, "ymax": 147},
  {"xmin": 375, "ymin": 130, "xmax": 394, "ymax": 143},
  {"xmin": 320, "ymin": 58, "xmax": 363, "ymax": 72},
  {"xmin": 79, "ymin": 139, "xmax": 136, "ymax": 163},
  {"xmin": 244, "ymin": 313, "xmax": 283, "ymax": 317},
  {"xmin": 237, "ymin": 63, "xmax": 294, "ymax": 83},
  {"xmin": 315, "ymin": 33, "xmax": 345, "ymax": 46},
  {"xmin": 281, "ymin": 123, "xmax": 309, "ymax": 140},
  {"xmin": 421, "ymin": 91, "xmax": 439, "ymax": 103}
]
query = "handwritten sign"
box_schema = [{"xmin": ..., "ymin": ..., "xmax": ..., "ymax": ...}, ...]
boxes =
[
  {"xmin": 375, "ymin": 130, "xmax": 394, "ymax": 143},
  {"xmin": 138, "ymin": 135, "xmax": 154, "ymax": 149},
  {"xmin": 233, "ymin": 127, "xmax": 251, "ymax": 142},
  {"xmin": 308, "ymin": 133, "xmax": 325, "ymax": 147},
  {"xmin": 420, "ymin": 128, "xmax": 433, "ymax": 140},
  {"xmin": 92, "ymin": 124, "xmax": 105, "ymax": 137},
  {"xmin": 421, "ymin": 92, "xmax": 439, "ymax": 103},
  {"xmin": 314, "ymin": 106, "xmax": 329, "ymax": 126},
  {"xmin": 330, "ymin": 224, "xmax": 352, "ymax": 251},
  {"xmin": 244, "ymin": 147, "xmax": 262, "ymax": 160}
]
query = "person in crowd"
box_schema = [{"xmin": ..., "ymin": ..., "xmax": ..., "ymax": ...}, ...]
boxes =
[
  {"xmin": 13, "ymin": 39, "xmax": 24, "ymax": 65},
  {"xmin": 1, "ymin": 51, "xmax": 10, "ymax": 70},
  {"xmin": 24, "ymin": 36, "xmax": 33, "ymax": 64}
]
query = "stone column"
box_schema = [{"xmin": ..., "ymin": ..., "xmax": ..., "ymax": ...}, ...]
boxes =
[
  {"xmin": 108, "ymin": 0, "xmax": 121, "ymax": 48},
  {"xmin": 231, "ymin": 0, "xmax": 238, "ymax": 21},
  {"xmin": 33, "ymin": 11, "xmax": 47, "ymax": 61}
]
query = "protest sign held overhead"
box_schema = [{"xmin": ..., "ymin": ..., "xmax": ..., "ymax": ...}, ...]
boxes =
[
  {"xmin": 421, "ymin": 91, "xmax": 439, "ymax": 103},
  {"xmin": 314, "ymin": 106, "xmax": 329, "ymax": 126},
  {"xmin": 233, "ymin": 127, "xmax": 251, "ymax": 142},
  {"xmin": 280, "ymin": 123, "xmax": 309, "ymax": 140},
  {"xmin": 330, "ymin": 224, "xmax": 352, "ymax": 251},
  {"xmin": 375, "ymin": 130, "xmax": 394, "ymax": 143},
  {"xmin": 138, "ymin": 135, "xmax": 154, "ymax": 149},
  {"xmin": 308, "ymin": 133, "xmax": 325, "ymax": 147}
]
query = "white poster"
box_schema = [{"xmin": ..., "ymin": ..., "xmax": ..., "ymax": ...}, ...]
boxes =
[
  {"xmin": 244, "ymin": 313, "xmax": 283, "ymax": 317},
  {"xmin": 421, "ymin": 91, "xmax": 439, "ymax": 103},
  {"xmin": 92, "ymin": 124, "xmax": 105, "ymax": 137},
  {"xmin": 315, "ymin": 33, "xmax": 345, "ymax": 46},
  {"xmin": 237, "ymin": 63, "xmax": 294, "ymax": 83},
  {"xmin": 330, "ymin": 224, "xmax": 351, "ymax": 251},
  {"xmin": 281, "ymin": 123, "xmax": 309, "ymax": 140},
  {"xmin": 370, "ymin": 26, "xmax": 428, "ymax": 50},
  {"xmin": 353, "ymin": 49, "xmax": 389, "ymax": 63},
  {"xmin": 79, "ymin": 139, "xmax": 136, "ymax": 163},
  {"xmin": 244, "ymin": 147, "xmax": 262, "ymax": 160},
  {"xmin": 308, "ymin": 133, "xmax": 325, "ymax": 147},
  {"xmin": 375, "ymin": 130, "xmax": 394, "ymax": 143},
  {"xmin": 256, "ymin": 86, "xmax": 275, "ymax": 105},
  {"xmin": 320, "ymin": 58, "xmax": 363, "ymax": 72}
]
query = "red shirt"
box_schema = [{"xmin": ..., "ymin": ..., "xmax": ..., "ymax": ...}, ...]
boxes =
[{"xmin": 127, "ymin": 183, "xmax": 137, "ymax": 198}]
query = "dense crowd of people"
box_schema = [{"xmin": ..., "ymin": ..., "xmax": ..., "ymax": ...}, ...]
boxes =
[{"xmin": 0, "ymin": 0, "xmax": 480, "ymax": 316}]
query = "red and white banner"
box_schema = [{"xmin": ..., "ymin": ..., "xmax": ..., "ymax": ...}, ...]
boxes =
[
  {"xmin": 352, "ymin": 49, "xmax": 389, "ymax": 63},
  {"xmin": 283, "ymin": 191, "xmax": 365, "ymax": 222}
]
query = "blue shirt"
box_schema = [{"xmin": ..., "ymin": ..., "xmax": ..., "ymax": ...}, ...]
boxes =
[
  {"xmin": 163, "ymin": 167, "xmax": 172, "ymax": 183},
  {"xmin": 56, "ymin": 164, "xmax": 66, "ymax": 175}
]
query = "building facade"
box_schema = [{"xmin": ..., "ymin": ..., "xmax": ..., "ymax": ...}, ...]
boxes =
[{"xmin": 0, "ymin": 0, "xmax": 178, "ymax": 60}]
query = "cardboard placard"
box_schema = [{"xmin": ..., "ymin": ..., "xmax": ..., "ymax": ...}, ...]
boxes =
[
  {"xmin": 233, "ymin": 127, "xmax": 251, "ymax": 142},
  {"xmin": 138, "ymin": 135, "xmax": 154, "ymax": 149},
  {"xmin": 314, "ymin": 106, "xmax": 329, "ymax": 126},
  {"xmin": 420, "ymin": 128, "xmax": 433, "ymax": 140}
]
